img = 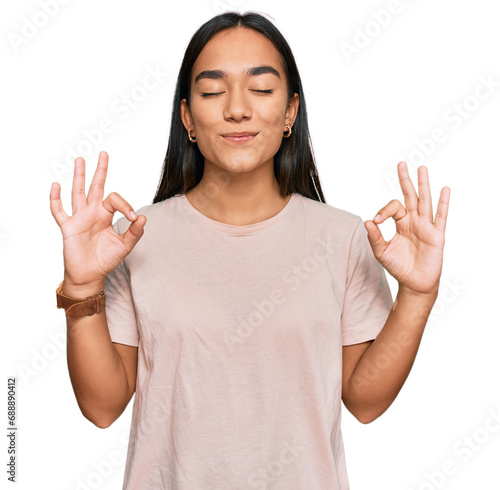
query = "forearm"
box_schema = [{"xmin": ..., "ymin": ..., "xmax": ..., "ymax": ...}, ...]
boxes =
[
  {"xmin": 64, "ymin": 280, "xmax": 130, "ymax": 428},
  {"xmin": 346, "ymin": 286, "xmax": 437, "ymax": 423}
]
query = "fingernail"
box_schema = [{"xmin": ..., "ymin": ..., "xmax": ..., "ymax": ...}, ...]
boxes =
[
  {"xmin": 374, "ymin": 214, "xmax": 381, "ymax": 221},
  {"xmin": 130, "ymin": 210, "xmax": 137, "ymax": 219}
]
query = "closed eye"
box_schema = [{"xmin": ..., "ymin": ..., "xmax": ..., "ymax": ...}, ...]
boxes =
[{"xmin": 200, "ymin": 89, "xmax": 274, "ymax": 97}]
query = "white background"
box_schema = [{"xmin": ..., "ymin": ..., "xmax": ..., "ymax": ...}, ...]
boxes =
[{"xmin": 2, "ymin": 0, "xmax": 499, "ymax": 489}]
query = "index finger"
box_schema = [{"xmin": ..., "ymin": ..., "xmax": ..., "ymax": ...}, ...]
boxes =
[
  {"xmin": 87, "ymin": 151, "xmax": 109, "ymax": 204},
  {"xmin": 50, "ymin": 181, "xmax": 69, "ymax": 227}
]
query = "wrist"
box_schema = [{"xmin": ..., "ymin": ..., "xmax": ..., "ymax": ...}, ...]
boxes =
[
  {"xmin": 56, "ymin": 279, "xmax": 106, "ymax": 319},
  {"xmin": 397, "ymin": 283, "xmax": 438, "ymax": 303},
  {"xmin": 62, "ymin": 278, "xmax": 106, "ymax": 299}
]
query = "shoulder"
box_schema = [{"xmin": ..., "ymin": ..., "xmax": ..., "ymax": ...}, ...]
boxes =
[{"xmin": 296, "ymin": 193, "xmax": 364, "ymax": 237}]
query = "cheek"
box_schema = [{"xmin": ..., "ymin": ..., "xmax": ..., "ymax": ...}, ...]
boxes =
[
  {"xmin": 191, "ymin": 103, "xmax": 218, "ymax": 131},
  {"xmin": 189, "ymin": 106, "xmax": 219, "ymax": 155},
  {"xmin": 261, "ymin": 98, "xmax": 289, "ymax": 133},
  {"xmin": 260, "ymin": 98, "xmax": 286, "ymax": 122},
  {"xmin": 263, "ymin": 111, "xmax": 287, "ymax": 142}
]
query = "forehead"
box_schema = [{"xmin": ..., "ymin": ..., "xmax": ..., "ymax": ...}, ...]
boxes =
[{"xmin": 191, "ymin": 27, "xmax": 285, "ymax": 81}]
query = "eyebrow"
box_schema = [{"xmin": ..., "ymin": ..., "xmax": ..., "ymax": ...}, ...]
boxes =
[{"xmin": 194, "ymin": 65, "xmax": 281, "ymax": 84}]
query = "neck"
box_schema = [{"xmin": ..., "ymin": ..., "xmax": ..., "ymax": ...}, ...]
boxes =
[{"xmin": 185, "ymin": 159, "xmax": 291, "ymax": 226}]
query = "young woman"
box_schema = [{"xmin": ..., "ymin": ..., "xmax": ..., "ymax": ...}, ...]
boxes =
[{"xmin": 50, "ymin": 11, "xmax": 450, "ymax": 490}]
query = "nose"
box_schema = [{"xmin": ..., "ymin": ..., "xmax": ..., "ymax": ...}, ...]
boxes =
[{"xmin": 222, "ymin": 85, "xmax": 252, "ymax": 122}]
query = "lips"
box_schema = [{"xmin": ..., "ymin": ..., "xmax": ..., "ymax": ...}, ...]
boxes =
[{"xmin": 221, "ymin": 132, "xmax": 258, "ymax": 143}]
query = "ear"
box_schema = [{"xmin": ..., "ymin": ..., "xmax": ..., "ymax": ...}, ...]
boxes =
[
  {"xmin": 180, "ymin": 98, "xmax": 194, "ymax": 133},
  {"xmin": 285, "ymin": 93, "xmax": 300, "ymax": 123}
]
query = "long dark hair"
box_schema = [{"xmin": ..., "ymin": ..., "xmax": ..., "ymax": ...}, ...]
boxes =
[{"xmin": 152, "ymin": 11, "xmax": 325, "ymax": 204}]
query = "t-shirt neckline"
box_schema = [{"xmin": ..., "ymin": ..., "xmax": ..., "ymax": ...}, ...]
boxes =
[{"xmin": 179, "ymin": 192, "xmax": 299, "ymax": 235}]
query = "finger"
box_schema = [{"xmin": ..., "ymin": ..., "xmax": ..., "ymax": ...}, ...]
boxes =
[
  {"xmin": 121, "ymin": 215, "xmax": 147, "ymax": 253},
  {"xmin": 71, "ymin": 157, "xmax": 86, "ymax": 214},
  {"xmin": 372, "ymin": 199, "xmax": 407, "ymax": 224},
  {"xmin": 50, "ymin": 181, "xmax": 69, "ymax": 227},
  {"xmin": 398, "ymin": 161, "xmax": 418, "ymax": 214},
  {"xmin": 434, "ymin": 186, "xmax": 450, "ymax": 233},
  {"xmin": 364, "ymin": 220, "xmax": 388, "ymax": 259},
  {"xmin": 417, "ymin": 166, "xmax": 433, "ymax": 222},
  {"xmin": 87, "ymin": 151, "xmax": 109, "ymax": 204},
  {"xmin": 102, "ymin": 192, "xmax": 139, "ymax": 223}
]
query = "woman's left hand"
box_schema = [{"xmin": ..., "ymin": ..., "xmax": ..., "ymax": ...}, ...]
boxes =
[{"xmin": 365, "ymin": 161, "xmax": 450, "ymax": 297}]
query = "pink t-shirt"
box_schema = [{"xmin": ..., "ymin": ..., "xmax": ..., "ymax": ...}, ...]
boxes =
[{"xmin": 105, "ymin": 191, "xmax": 393, "ymax": 489}]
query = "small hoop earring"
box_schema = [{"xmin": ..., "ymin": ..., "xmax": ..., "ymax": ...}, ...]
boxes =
[
  {"xmin": 188, "ymin": 129, "xmax": 197, "ymax": 143},
  {"xmin": 283, "ymin": 119, "xmax": 295, "ymax": 138}
]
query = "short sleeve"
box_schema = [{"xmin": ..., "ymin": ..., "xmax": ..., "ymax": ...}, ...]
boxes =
[
  {"xmin": 104, "ymin": 220, "xmax": 140, "ymax": 347},
  {"xmin": 341, "ymin": 218, "xmax": 393, "ymax": 346}
]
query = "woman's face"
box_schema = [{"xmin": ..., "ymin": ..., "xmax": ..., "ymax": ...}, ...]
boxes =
[{"xmin": 180, "ymin": 27, "xmax": 299, "ymax": 175}]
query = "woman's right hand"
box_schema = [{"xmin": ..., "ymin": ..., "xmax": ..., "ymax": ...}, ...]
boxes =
[{"xmin": 50, "ymin": 151, "xmax": 147, "ymax": 291}]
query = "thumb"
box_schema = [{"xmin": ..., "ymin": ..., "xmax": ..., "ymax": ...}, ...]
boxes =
[
  {"xmin": 364, "ymin": 220, "xmax": 387, "ymax": 260},
  {"xmin": 122, "ymin": 215, "xmax": 147, "ymax": 253}
]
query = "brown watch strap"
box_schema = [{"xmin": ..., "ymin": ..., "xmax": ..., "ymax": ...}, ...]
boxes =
[{"xmin": 56, "ymin": 280, "xmax": 106, "ymax": 318}]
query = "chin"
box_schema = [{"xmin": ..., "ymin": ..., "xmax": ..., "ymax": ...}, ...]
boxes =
[
  {"xmin": 223, "ymin": 160, "xmax": 265, "ymax": 174},
  {"xmin": 210, "ymin": 153, "xmax": 262, "ymax": 173}
]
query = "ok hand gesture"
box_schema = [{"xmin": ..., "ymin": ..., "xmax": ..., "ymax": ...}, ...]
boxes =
[
  {"xmin": 365, "ymin": 161, "xmax": 450, "ymax": 298},
  {"xmin": 50, "ymin": 151, "xmax": 147, "ymax": 290}
]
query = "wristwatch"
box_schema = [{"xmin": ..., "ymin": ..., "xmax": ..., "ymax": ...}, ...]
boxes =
[{"xmin": 56, "ymin": 280, "xmax": 106, "ymax": 318}]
